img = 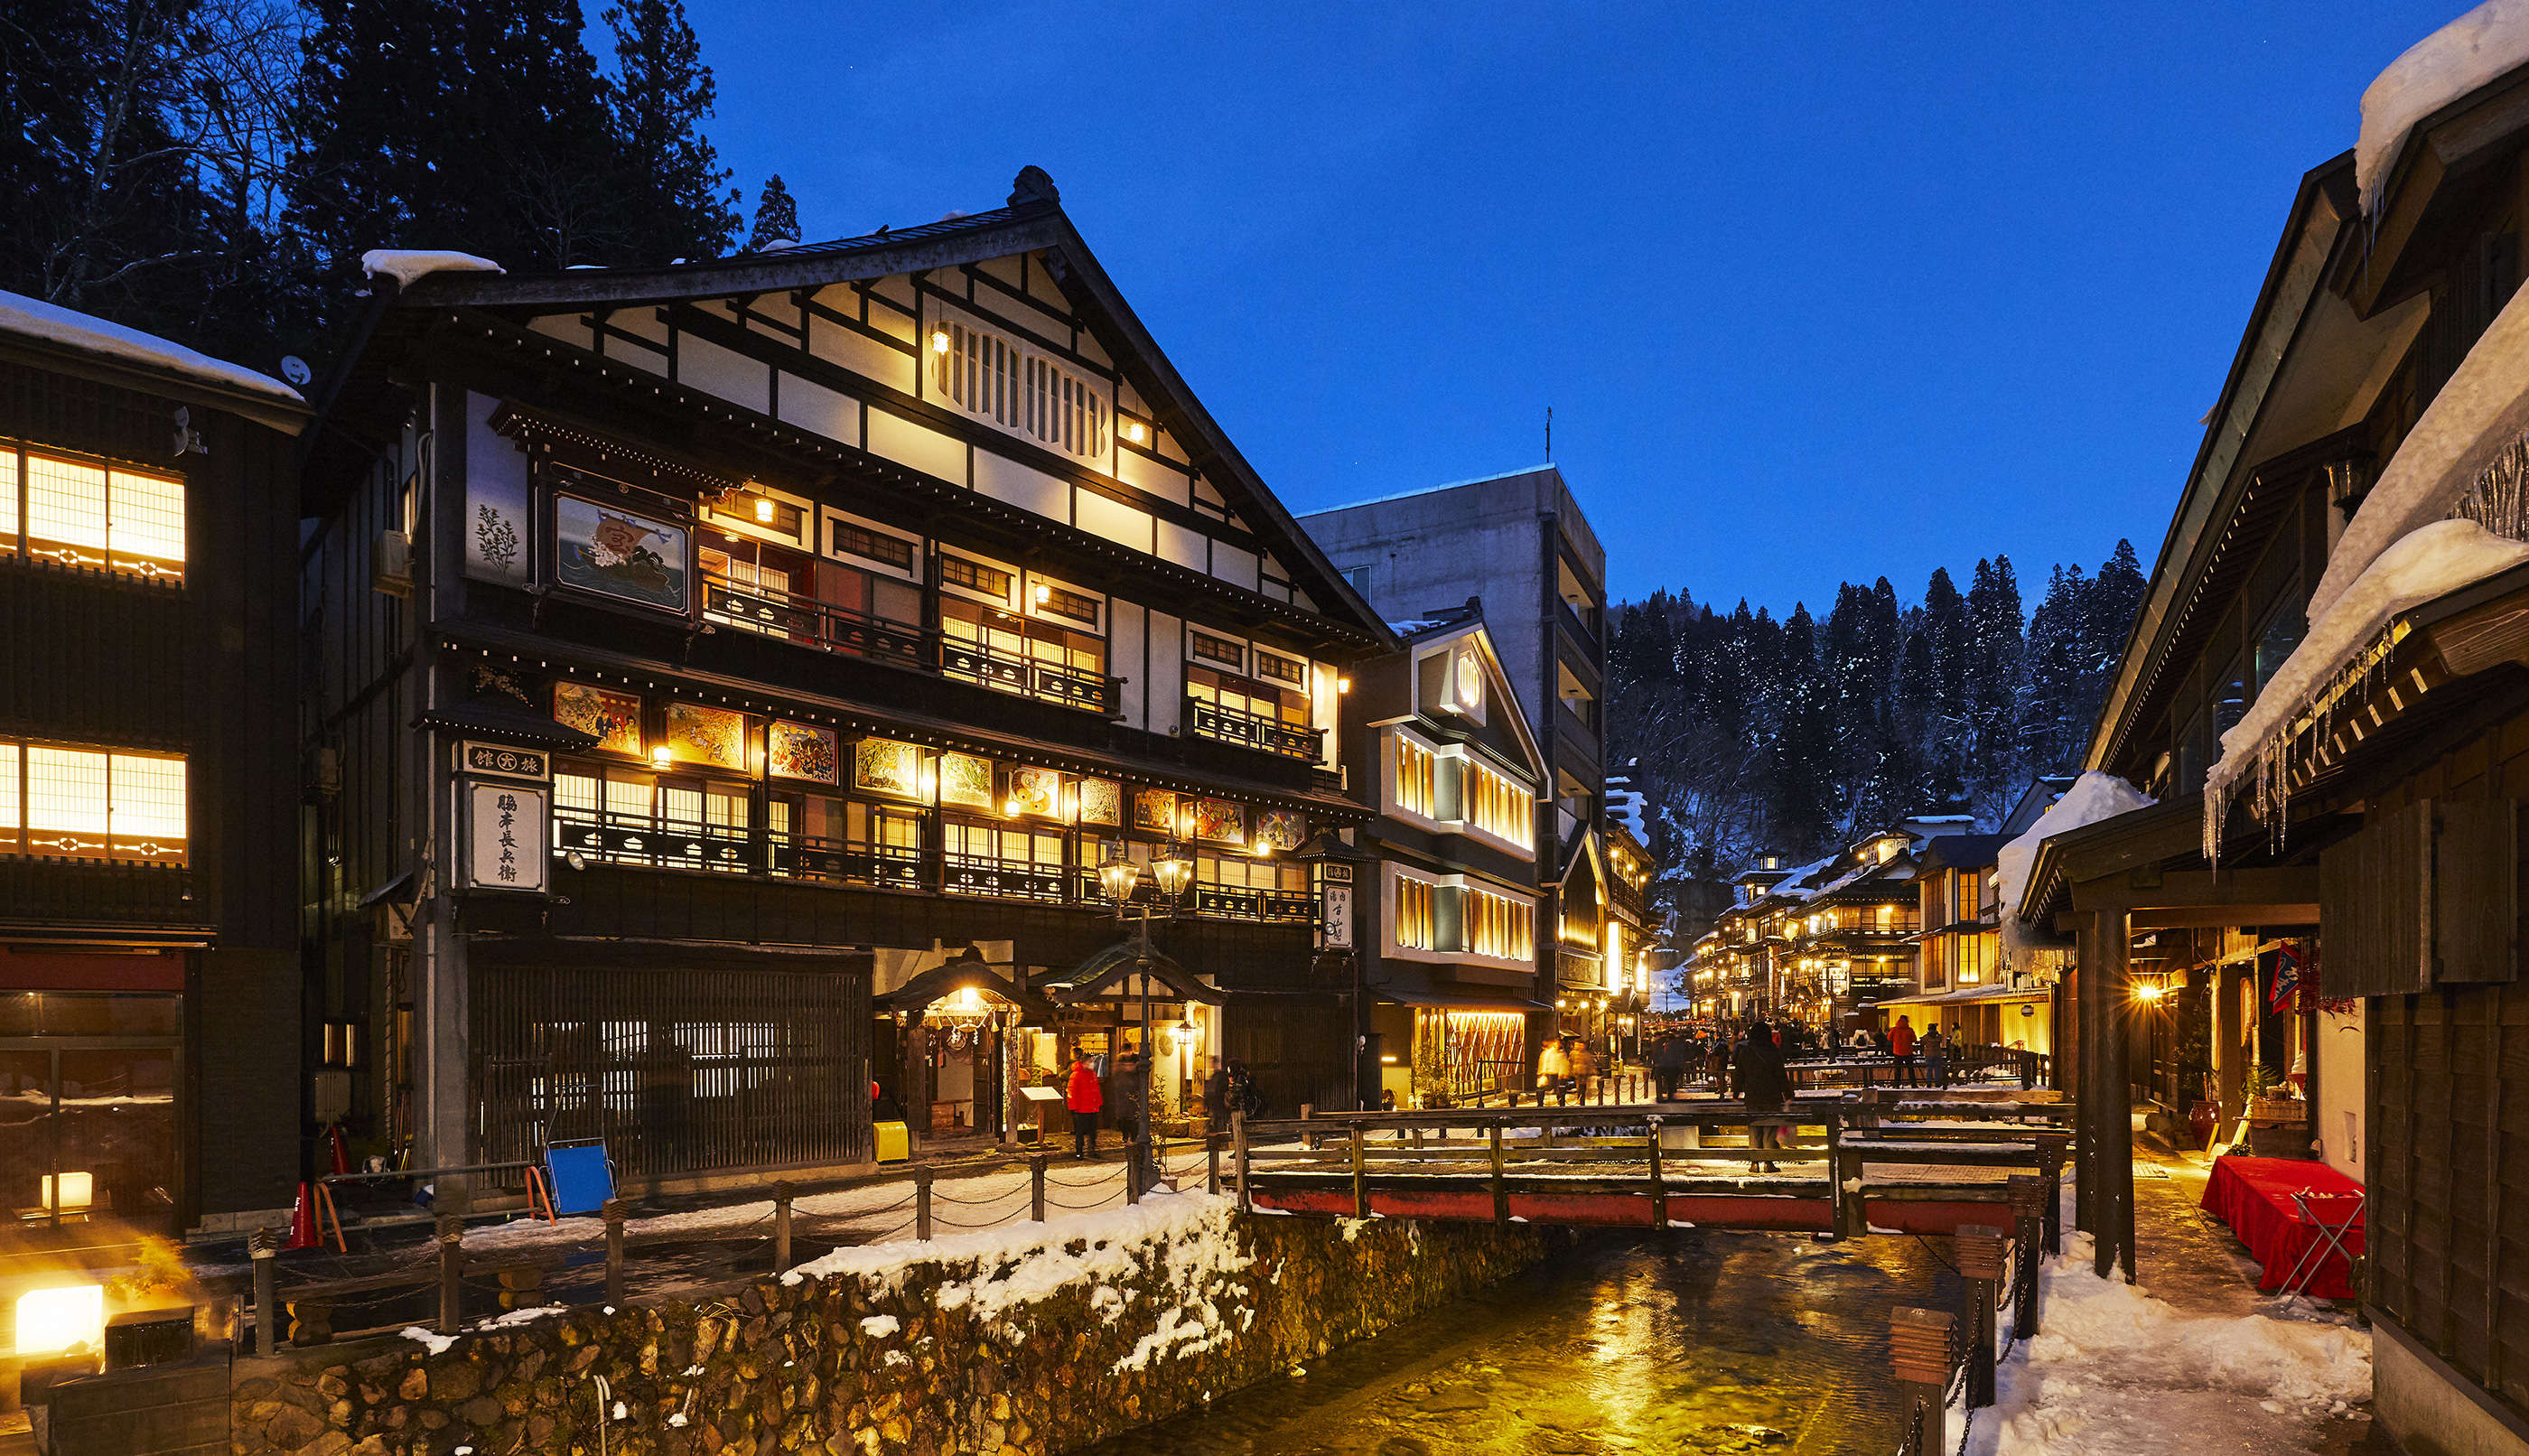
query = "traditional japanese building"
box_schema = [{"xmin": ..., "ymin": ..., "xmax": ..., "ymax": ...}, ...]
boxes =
[
  {"xmin": 298, "ymin": 168, "xmax": 1393, "ymax": 1198},
  {"xmin": 1341, "ymin": 602, "xmax": 1548, "ymax": 1107},
  {"xmin": 2010, "ymin": 13, "xmax": 2529, "ymax": 1444},
  {"xmin": 0, "ymin": 293, "xmax": 310, "ymax": 1237}
]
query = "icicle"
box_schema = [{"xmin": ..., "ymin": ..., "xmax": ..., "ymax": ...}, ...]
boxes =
[{"xmin": 2452, "ymin": 433, "xmax": 2529, "ymax": 543}]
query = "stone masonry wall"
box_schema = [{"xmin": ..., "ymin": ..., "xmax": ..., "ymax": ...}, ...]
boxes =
[{"xmin": 230, "ymin": 1197, "xmax": 1552, "ymax": 1456}]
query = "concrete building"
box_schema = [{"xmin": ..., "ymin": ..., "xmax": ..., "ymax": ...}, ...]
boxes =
[{"xmin": 1299, "ymin": 468, "xmax": 1621, "ymax": 1039}]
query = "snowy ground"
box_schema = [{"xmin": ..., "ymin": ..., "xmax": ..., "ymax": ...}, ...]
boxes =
[{"xmin": 1966, "ymin": 1227, "xmax": 2372, "ymax": 1456}]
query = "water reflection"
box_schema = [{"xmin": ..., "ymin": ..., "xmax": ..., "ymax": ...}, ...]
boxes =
[{"xmin": 1087, "ymin": 1228, "xmax": 1967, "ymax": 1456}]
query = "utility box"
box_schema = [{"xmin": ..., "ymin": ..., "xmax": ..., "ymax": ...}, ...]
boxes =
[{"xmin": 873, "ymin": 1120, "xmax": 910, "ymax": 1163}]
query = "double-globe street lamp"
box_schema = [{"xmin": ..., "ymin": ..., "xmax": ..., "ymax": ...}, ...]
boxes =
[{"xmin": 1096, "ymin": 835, "xmax": 1196, "ymax": 1190}]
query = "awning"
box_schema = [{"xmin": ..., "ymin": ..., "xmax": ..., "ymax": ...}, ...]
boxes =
[
  {"xmin": 1036, "ymin": 940, "xmax": 1226, "ymax": 1006},
  {"xmin": 875, "ymin": 954, "xmax": 1059, "ymax": 1023},
  {"xmin": 1373, "ymin": 987, "xmax": 1548, "ymax": 1014},
  {"xmin": 1880, "ymin": 984, "xmax": 2050, "ymax": 1008}
]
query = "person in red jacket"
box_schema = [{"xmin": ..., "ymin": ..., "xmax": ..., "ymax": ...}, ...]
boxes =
[
  {"xmin": 1890, "ymin": 1015, "xmax": 1918, "ymax": 1087},
  {"xmin": 1065, "ymin": 1050, "xmax": 1105, "ymax": 1159}
]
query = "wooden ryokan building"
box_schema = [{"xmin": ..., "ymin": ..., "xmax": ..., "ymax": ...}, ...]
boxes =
[
  {"xmin": 297, "ymin": 168, "xmax": 1394, "ymax": 1198},
  {"xmin": 2012, "ymin": 22, "xmax": 2529, "ymax": 1448}
]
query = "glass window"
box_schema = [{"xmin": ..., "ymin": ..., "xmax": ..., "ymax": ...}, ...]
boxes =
[
  {"xmin": 1395, "ymin": 735, "xmax": 1437, "ymax": 818},
  {"xmin": 1395, "ymin": 874, "xmax": 1435, "ymax": 950},
  {"xmin": 3, "ymin": 741, "xmax": 185, "ymax": 863},
  {"xmin": 10, "ymin": 444, "xmax": 185, "ymax": 583},
  {"xmin": 2254, "ymin": 602, "xmax": 2303, "ymax": 695}
]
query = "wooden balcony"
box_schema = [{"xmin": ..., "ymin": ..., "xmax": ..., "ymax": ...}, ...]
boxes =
[{"xmin": 1184, "ymin": 696, "xmax": 1323, "ymax": 761}]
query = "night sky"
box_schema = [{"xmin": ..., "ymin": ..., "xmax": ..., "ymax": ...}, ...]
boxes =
[{"xmin": 679, "ymin": 1, "xmax": 2466, "ymax": 610}]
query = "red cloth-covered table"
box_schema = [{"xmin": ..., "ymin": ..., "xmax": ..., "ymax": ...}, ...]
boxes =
[{"xmin": 2199, "ymin": 1155, "xmax": 2365, "ymax": 1300}]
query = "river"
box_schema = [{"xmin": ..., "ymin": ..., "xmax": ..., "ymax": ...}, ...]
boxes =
[{"xmin": 1082, "ymin": 1227, "xmax": 1971, "ymax": 1456}]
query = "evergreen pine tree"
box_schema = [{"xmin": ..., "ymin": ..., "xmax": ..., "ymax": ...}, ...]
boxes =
[
  {"xmin": 747, "ymin": 174, "xmax": 800, "ymax": 251},
  {"xmin": 2085, "ymin": 539, "xmax": 2147, "ymax": 674},
  {"xmin": 605, "ymin": 0, "xmax": 740, "ymax": 263}
]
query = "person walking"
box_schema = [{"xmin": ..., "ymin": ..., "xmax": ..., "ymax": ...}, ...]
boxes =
[
  {"xmin": 1890, "ymin": 1015, "xmax": 1918, "ymax": 1087},
  {"xmin": 1925, "ymin": 1026, "xmax": 1949, "ymax": 1090},
  {"xmin": 1652, "ymin": 1034, "xmax": 1687, "ymax": 1102},
  {"xmin": 1065, "ymin": 1049, "xmax": 1105, "ymax": 1158},
  {"xmin": 1201, "ymin": 1057, "xmax": 1230, "ymax": 1130},
  {"xmin": 1539, "ymin": 1037, "xmax": 1572, "ymax": 1106},
  {"xmin": 1737, "ymin": 1022, "xmax": 1791, "ymax": 1173},
  {"xmin": 1573, "ymin": 1039, "xmax": 1601, "ymax": 1101},
  {"xmin": 1705, "ymin": 1034, "xmax": 1733, "ymax": 1097}
]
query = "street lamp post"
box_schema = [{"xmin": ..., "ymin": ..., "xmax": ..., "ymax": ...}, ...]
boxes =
[{"xmin": 1096, "ymin": 837, "xmax": 1195, "ymax": 1190}]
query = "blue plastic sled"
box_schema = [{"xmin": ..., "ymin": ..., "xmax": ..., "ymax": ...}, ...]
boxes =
[{"xmin": 544, "ymin": 1139, "xmax": 616, "ymax": 1217}]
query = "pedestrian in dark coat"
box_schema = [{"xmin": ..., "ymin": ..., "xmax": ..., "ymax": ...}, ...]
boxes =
[
  {"xmin": 1651, "ymin": 1035, "xmax": 1688, "ymax": 1102},
  {"xmin": 1201, "ymin": 1058, "xmax": 1230, "ymax": 1127},
  {"xmin": 1065, "ymin": 1051, "xmax": 1104, "ymax": 1158},
  {"xmin": 1705, "ymin": 1036, "xmax": 1733, "ymax": 1097},
  {"xmin": 1737, "ymin": 1022, "xmax": 1791, "ymax": 1172}
]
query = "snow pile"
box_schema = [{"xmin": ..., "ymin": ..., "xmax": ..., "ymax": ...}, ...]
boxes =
[
  {"xmin": 398, "ymin": 1327, "xmax": 459, "ymax": 1355},
  {"xmin": 1973, "ymin": 1235, "xmax": 2371, "ymax": 1455},
  {"xmin": 779, "ymin": 1190, "xmax": 1259, "ymax": 1375},
  {"xmin": 858, "ymin": 1313, "xmax": 899, "ymax": 1338},
  {"xmin": 2308, "ymin": 266, "xmax": 2529, "ymax": 629},
  {"xmin": 361, "ymin": 250, "xmax": 504, "ymax": 289},
  {"xmin": 2357, "ymin": 0, "xmax": 2529, "ymax": 212},
  {"xmin": 1993, "ymin": 772, "xmax": 2153, "ymax": 963},
  {"xmin": 0, "ymin": 288, "xmax": 303, "ymax": 402},
  {"xmin": 2207, "ymin": 519, "xmax": 2529, "ymax": 854}
]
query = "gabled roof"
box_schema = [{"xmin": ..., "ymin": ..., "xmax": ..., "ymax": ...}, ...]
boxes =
[
  {"xmin": 378, "ymin": 167, "xmax": 1391, "ymax": 648},
  {"xmin": 1390, "ymin": 603, "xmax": 1548, "ymax": 783}
]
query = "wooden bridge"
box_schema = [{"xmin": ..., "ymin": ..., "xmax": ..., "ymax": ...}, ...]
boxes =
[{"xmin": 1230, "ymin": 1094, "xmax": 2069, "ymax": 1244}]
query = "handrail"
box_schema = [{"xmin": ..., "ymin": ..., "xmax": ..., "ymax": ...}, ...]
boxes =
[{"xmin": 1183, "ymin": 695, "xmax": 1323, "ymax": 761}]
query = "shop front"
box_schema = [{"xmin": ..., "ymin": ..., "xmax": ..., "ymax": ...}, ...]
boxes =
[
  {"xmin": 872, "ymin": 946, "xmax": 1057, "ymax": 1146},
  {"xmin": 0, "ymin": 955, "xmax": 187, "ymax": 1239},
  {"xmin": 1369, "ymin": 987, "xmax": 1540, "ymax": 1109},
  {"xmin": 1034, "ymin": 941, "xmax": 1227, "ymax": 1140}
]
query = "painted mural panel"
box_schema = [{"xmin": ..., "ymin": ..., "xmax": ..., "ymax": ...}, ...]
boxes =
[
  {"xmin": 768, "ymin": 721, "xmax": 838, "ymax": 784},
  {"xmin": 667, "ymin": 703, "xmax": 746, "ymax": 769},
  {"xmin": 1007, "ymin": 767, "xmax": 1062, "ymax": 819},
  {"xmin": 1194, "ymin": 798, "xmax": 1246, "ymax": 844},
  {"xmin": 1254, "ymin": 810, "xmax": 1304, "ymax": 853},
  {"xmin": 854, "ymin": 738, "xmax": 924, "ymax": 798},
  {"xmin": 938, "ymin": 752, "xmax": 994, "ymax": 810},
  {"xmin": 466, "ymin": 393, "xmax": 531, "ymax": 585},
  {"xmin": 554, "ymin": 494, "xmax": 687, "ymax": 611},
  {"xmin": 553, "ymin": 683, "xmax": 643, "ymax": 756},
  {"xmin": 1078, "ymin": 778, "xmax": 1121, "ymax": 827}
]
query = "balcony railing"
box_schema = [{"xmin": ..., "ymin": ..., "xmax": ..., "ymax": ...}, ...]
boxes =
[
  {"xmin": 555, "ymin": 820, "xmax": 1320, "ymax": 923},
  {"xmin": 1184, "ymin": 696, "xmax": 1323, "ymax": 761},
  {"xmin": 0, "ymin": 857, "xmax": 201, "ymax": 929},
  {"xmin": 701, "ymin": 568, "xmax": 1121, "ymax": 715}
]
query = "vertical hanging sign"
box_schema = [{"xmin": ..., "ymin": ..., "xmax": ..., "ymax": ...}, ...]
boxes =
[
  {"xmin": 1319, "ymin": 863, "xmax": 1354, "ymax": 950},
  {"xmin": 459, "ymin": 742, "xmax": 551, "ymax": 893}
]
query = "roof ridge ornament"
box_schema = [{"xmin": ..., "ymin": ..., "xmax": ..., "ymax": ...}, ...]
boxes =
[{"xmin": 1009, "ymin": 165, "xmax": 1060, "ymax": 208}]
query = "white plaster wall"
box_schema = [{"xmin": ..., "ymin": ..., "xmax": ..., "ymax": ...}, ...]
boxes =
[{"xmin": 2316, "ymin": 1000, "xmax": 2366, "ymax": 1185}]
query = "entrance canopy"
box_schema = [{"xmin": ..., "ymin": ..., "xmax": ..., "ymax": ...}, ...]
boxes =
[
  {"xmin": 1037, "ymin": 939, "xmax": 1225, "ymax": 1006},
  {"xmin": 1373, "ymin": 986, "xmax": 1548, "ymax": 1015},
  {"xmin": 876, "ymin": 953, "xmax": 1058, "ymax": 1024}
]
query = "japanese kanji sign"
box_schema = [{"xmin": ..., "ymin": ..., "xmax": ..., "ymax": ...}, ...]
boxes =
[{"xmin": 467, "ymin": 782, "xmax": 547, "ymax": 892}]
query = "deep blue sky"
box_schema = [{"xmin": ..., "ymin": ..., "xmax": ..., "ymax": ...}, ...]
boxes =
[{"xmin": 678, "ymin": 1, "xmax": 2462, "ymax": 611}]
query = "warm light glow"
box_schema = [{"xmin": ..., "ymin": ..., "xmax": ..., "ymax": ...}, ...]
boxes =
[
  {"xmin": 753, "ymin": 497, "xmax": 775, "ymax": 524},
  {"xmin": 955, "ymin": 986, "xmax": 982, "ymax": 1013},
  {"xmin": 42, "ymin": 1172, "xmax": 91, "ymax": 1210},
  {"xmin": 1097, "ymin": 842, "xmax": 1142, "ymax": 903},
  {"xmin": 650, "ymin": 745, "xmax": 673, "ymax": 766},
  {"xmin": 1031, "ymin": 583, "xmax": 1050, "ymax": 606},
  {"xmin": 1337, "ymin": 677, "xmax": 1351, "ymax": 695},
  {"xmin": 1247, "ymin": 836, "xmax": 1268, "ymax": 856},
  {"xmin": 1379, "ymin": 1054, "xmax": 1398, "ymax": 1064},
  {"xmin": 16, "ymin": 1284, "xmax": 104, "ymax": 1356},
  {"xmin": 1152, "ymin": 840, "xmax": 1196, "ymax": 901},
  {"xmin": 1004, "ymin": 798, "xmax": 1022, "ymax": 817},
  {"xmin": 930, "ymin": 329, "xmax": 951, "ymax": 354},
  {"xmin": 1124, "ymin": 421, "xmax": 1149, "ymax": 444},
  {"xmin": 2133, "ymin": 983, "xmax": 2165, "ymax": 1003}
]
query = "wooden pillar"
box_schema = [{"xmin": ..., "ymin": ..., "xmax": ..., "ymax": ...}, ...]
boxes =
[
  {"xmin": 2099, "ymin": 910, "xmax": 2136, "ymax": 1283},
  {"xmin": 2067, "ymin": 910, "xmax": 2097, "ymax": 1239}
]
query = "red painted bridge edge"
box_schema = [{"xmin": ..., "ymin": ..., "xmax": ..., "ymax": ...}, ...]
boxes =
[{"xmin": 1248, "ymin": 1189, "xmax": 2003, "ymax": 1237}]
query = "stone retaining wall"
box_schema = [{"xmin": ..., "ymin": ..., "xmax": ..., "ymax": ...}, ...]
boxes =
[{"xmin": 231, "ymin": 1197, "xmax": 1552, "ymax": 1456}]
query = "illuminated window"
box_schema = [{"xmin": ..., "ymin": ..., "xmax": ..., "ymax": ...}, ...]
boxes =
[
  {"xmin": 4, "ymin": 443, "xmax": 184, "ymax": 583},
  {"xmin": 0, "ymin": 739, "xmax": 186, "ymax": 863},
  {"xmin": 1466, "ymin": 759, "xmax": 1531, "ymax": 852},
  {"xmin": 1254, "ymin": 651, "xmax": 1306, "ymax": 686},
  {"xmin": 1466, "ymin": 889, "xmax": 1535, "ymax": 961},
  {"xmin": 931, "ymin": 322, "xmax": 1108, "ymax": 458},
  {"xmin": 1395, "ymin": 874, "xmax": 1435, "ymax": 950},
  {"xmin": 940, "ymin": 554, "xmax": 1013, "ymax": 602},
  {"xmin": 1395, "ymin": 735, "xmax": 1437, "ymax": 818}
]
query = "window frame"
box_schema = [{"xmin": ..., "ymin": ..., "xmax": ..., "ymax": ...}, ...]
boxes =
[{"xmin": 0, "ymin": 437, "xmax": 188, "ymax": 585}]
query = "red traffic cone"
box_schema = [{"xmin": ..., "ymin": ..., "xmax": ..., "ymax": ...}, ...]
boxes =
[
  {"xmin": 329, "ymin": 1125, "xmax": 351, "ymax": 1178},
  {"xmin": 285, "ymin": 1181, "xmax": 320, "ymax": 1250}
]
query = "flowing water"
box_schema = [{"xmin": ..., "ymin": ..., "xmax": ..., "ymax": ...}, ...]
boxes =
[{"xmin": 1084, "ymin": 1228, "xmax": 1969, "ymax": 1456}]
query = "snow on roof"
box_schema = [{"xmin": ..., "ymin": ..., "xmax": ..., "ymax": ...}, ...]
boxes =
[
  {"xmin": 2357, "ymin": 0, "xmax": 2529, "ymax": 212},
  {"xmin": 1995, "ymin": 770, "xmax": 2153, "ymax": 936},
  {"xmin": 2208, "ymin": 518, "xmax": 2529, "ymax": 852},
  {"xmin": 2309, "ymin": 252, "xmax": 2529, "ymax": 629},
  {"xmin": 0, "ymin": 289, "xmax": 303, "ymax": 404},
  {"xmin": 361, "ymin": 249, "xmax": 504, "ymax": 289},
  {"xmin": 1304, "ymin": 464, "xmax": 1556, "ymax": 518}
]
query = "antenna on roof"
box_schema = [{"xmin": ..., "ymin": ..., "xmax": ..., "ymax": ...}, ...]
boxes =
[{"xmin": 1545, "ymin": 406, "xmax": 1552, "ymax": 462}]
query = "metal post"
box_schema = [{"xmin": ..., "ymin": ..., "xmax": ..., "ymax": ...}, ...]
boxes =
[
  {"xmin": 771, "ymin": 1181, "xmax": 793, "ymax": 1274},
  {"xmin": 1350, "ymin": 1124, "xmax": 1369, "ymax": 1219},
  {"xmin": 915, "ymin": 1166, "xmax": 935, "ymax": 1239},
  {"xmin": 1126, "ymin": 1143, "xmax": 1143, "ymax": 1206},
  {"xmin": 1207, "ymin": 1135, "xmax": 1220, "ymax": 1195},
  {"xmin": 1954, "ymin": 1225, "xmax": 2006, "ymax": 1408},
  {"xmin": 250, "ymin": 1227, "xmax": 278, "ymax": 1358},
  {"xmin": 1890, "ymin": 1306, "xmax": 1955, "ymax": 1455},
  {"xmin": 1233, "ymin": 1109, "xmax": 1252, "ymax": 1214},
  {"xmin": 1488, "ymin": 1123, "xmax": 1509, "ymax": 1226},
  {"xmin": 600, "ymin": 1200, "xmax": 624, "ymax": 1309},
  {"xmin": 1031, "ymin": 1154, "xmax": 1049, "ymax": 1221},
  {"xmin": 1646, "ymin": 1117, "xmax": 1667, "ymax": 1230},
  {"xmin": 1138, "ymin": 910, "xmax": 1155, "ymax": 1198},
  {"xmin": 438, "ymin": 1213, "xmax": 467, "ymax": 1335}
]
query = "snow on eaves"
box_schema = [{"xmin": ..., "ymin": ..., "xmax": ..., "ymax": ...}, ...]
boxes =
[
  {"xmin": 2207, "ymin": 518, "xmax": 2529, "ymax": 850},
  {"xmin": 2308, "ymin": 255, "xmax": 2529, "ymax": 628},
  {"xmin": 0, "ymin": 289, "xmax": 303, "ymax": 404},
  {"xmin": 360, "ymin": 250, "xmax": 504, "ymax": 289},
  {"xmin": 1994, "ymin": 771, "xmax": 2153, "ymax": 967},
  {"xmin": 2357, "ymin": 0, "xmax": 2529, "ymax": 212}
]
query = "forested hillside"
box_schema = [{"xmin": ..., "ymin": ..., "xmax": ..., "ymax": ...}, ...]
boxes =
[{"xmin": 1610, "ymin": 542, "xmax": 2147, "ymax": 884}]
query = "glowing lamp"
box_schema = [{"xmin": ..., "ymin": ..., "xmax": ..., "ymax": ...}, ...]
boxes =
[
  {"xmin": 1336, "ymin": 677, "xmax": 1351, "ymax": 695},
  {"xmin": 16, "ymin": 1284, "xmax": 105, "ymax": 1356},
  {"xmin": 930, "ymin": 328, "xmax": 951, "ymax": 354},
  {"xmin": 1171, "ymin": 1018, "xmax": 1196, "ymax": 1049},
  {"xmin": 1097, "ymin": 842, "xmax": 1142, "ymax": 903},
  {"xmin": 1151, "ymin": 840, "xmax": 1196, "ymax": 901},
  {"xmin": 753, "ymin": 497, "xmax": 775, "ymax": 524},
  {"xmin": 651, "ymin": 745, "xmax": 673, "ymax": 766},
  {"xmin": 2132, "ymin": 984, "xmax": 2165, "ymax": 1003},
  {"xmin": 1031, "ymin": 583, "xmax": 1050, "ymax": 606},
  {"xmin": 42, "ymin": 1171, "xmax": 92, "ymax": 1210},
  {"xmin": 1004, "ymin": 798, "xmax": 1022, "ymax": 817}
]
